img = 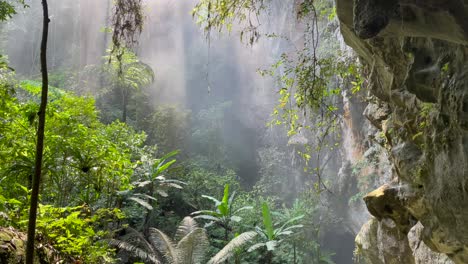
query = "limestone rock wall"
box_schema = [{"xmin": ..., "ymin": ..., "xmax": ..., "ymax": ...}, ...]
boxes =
[
  {"xmin": 0, "ymin": 227, "xmax": 65, "ymax": 263},
  {"xmin": 334, "ymin": 0, "xmax": 468, "ymax": 263}
]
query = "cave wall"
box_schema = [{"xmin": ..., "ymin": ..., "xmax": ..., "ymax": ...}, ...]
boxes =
[{"xmin": 334, "ymin": 0, "xmax": 468, "ymax": 263}]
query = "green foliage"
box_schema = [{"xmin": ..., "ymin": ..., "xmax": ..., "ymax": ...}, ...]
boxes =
[
  {"xmin": 0, "ymin": 0, "xmax": 27, "ymax": 21},
  {"xmin": 34, "ymin": 205, "xmax": 122, "ymax": 263},
  {"xmin": 81, "ymin": 48, "xmax": 154, "ymax": 123},
  {"xmin": 140, "ymin": 105, "xmax": 191, "ymax": 152},
  {"xmin": 109, "ymin": 217, "xmax": 209, "ymax": 264},
  {"xmin": 0, "ymin": 78, "xmax": 158, "ymax": 210},
  {"xmin": 0, "ymin": 187, "xmax": 120, "ymax": 263},
  {"xmin": 208, "ymin": 231, "xmax": 257, "ymax": 264},
  {"xmin": 176, "ymin": 161, "xmax": 239, "ymax": 211},
  {"xmin": 192, "ymin": 184, "xmax": 252, "ymax": 237},
  {"xmin": 261, "ymin": 34, "xmax": 362, "ymax": 193},
  {"xmin": 0, "ymin": 2, "xmax": 348, "ymax": 262},
  {"xmin": 104, "ymin": 48, "xmax": 154, "ymax": 91},
  {"xmin": 249, "ymin": 202, "xmax": 304, "ymax": 252},
  {"xmin": 119, "ymin": 150, "xmax": 185, "ymax": 229},
  {"xmin": 229, "ymin": 190, "xmax": 331, "ymax": 263},
  {"xmin": 192, "ymin": 0, "xmax": 264, "ymax": 44},
  {"xmin": 0, "ymin": 183, "xmax": 30, "ymax": 227}
]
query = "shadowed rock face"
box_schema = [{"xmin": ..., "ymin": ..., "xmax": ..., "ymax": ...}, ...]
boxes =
[
  {"xmin": 0, "ymin": 227, "xmax": 66, "ymax": 263},
  {"xmin": 353, "ymin": 0, "xmax": 398, "ymax": 39},
  {"xmin": 336, "ymin": 0, "xmax": 468, "ymax": 263}
]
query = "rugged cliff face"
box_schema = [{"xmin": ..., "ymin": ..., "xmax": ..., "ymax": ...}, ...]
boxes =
[{"xmin": 335, "ymin": 0, "xmax": 468, "ymax": 263}]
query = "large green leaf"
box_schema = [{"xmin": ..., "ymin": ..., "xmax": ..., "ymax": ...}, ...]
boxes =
[
  {"xmin": 217, "ymin": 184, "xmax": 230, "ymax": 216},
  {"xmin": 262, "ymin": 202, "xmax": 274, "ymax": 240},
  {"xmin": 191, "ymin": 210, "xmax": 221, "ymax": 218},
  {"xmin": 201, "ymin": 195, "xmax": 221, "ymax": 206},
  {"xmin": 278, "ymin": 215, "xmax": 304, "ymax": 232},
  {"xmin": 155, "ymin": 159, "xmax": 176, "ymax": 176},
  {"xmin": 221, "ymin": 184, "xmax": 230, "ymax": 205}
]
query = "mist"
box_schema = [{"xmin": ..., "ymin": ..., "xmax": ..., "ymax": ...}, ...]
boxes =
[{"xmin": 0, "ymin": 1, "xmax": 370, "ymax": 263}]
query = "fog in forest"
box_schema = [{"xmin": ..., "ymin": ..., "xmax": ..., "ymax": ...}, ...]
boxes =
[{"xmin": 0, "ymin": 1, "xmax": 367, "ymax": 263}]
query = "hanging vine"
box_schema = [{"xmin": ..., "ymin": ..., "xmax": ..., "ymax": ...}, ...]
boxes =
[{"xmin": 110, "ymin": 0, "xmax": 144, "ymax": 74}]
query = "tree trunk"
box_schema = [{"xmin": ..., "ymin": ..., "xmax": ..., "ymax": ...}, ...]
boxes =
[
  {"xmin": 293, "ymin": 242, "xmax": 296, "ymax": 264},
  {"xmin": 25, "ymin": 0, "xmax": 50, "ymax": 263},
  {"xmin": 143, "ymin": 181, "xmax": 155, "ymax": 231},
  {"xmin": 224, "ymin": 227, "xmax": 229, "ymax": 264},
  {"xmin": 122, "ymin": 86, "xmax": 127, "ymax": 123},
  {"xmin": 267, "ymin": 251, "xmax": 273, "ymax": 264}
]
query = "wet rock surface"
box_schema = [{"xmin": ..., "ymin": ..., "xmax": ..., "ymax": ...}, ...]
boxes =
[
  {"xmin": 0, "ymin": 227, "xmax": 65, "ymax": 264},
  {"xmin": 336, "ymin": 0, "xmax": 468, "ymax": 263},
  {"xmin": 408, "ymin": 222, "xmax": 455, "ymax": 264},
  {"xmin": 355, "ymin": 218, "xmax": 414, "ymax": 264}
]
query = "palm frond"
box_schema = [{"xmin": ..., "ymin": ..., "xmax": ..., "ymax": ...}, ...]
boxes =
[
  {"xmin": 108, "ymin": 239, "xmax": 162, "ymax": 264},
  {"xmin": 233, "ymin": 206, "xmax": 253, "ymax": 214},
  {"xmin": 278, "ymin": 215, "xmax": 304, "ymax": 231},
  {"xmin": 129, "ymin": 196, "xmax": 153, "ymax": 210},
  {"xmin": 193, "ymin": 214, "xmax": 220, "ymax": 222},
  {"xmin": 176, "ymin": 228, "xmax": 209, "ymax": 264},
  {"xmin": 175, "ymin": 217, "xmax": 199, "ymax": 241},
  {"xmin": 191, "ymin": 210, "xmax": 221, "ymax": 218},
  {"xmin": 148, "ymin": 228, "xmax": 177, "ymax": 264},
  {"xmin": 208, "ymin": 231, "xmax": 257, "ymax": 264},
  {"xmin": 247, "ymin": 242, "xmax": 265, "ymax": 253},
  {"xmin": 120, "ymin": 227, "xmax": 155, "ymax": 253}
]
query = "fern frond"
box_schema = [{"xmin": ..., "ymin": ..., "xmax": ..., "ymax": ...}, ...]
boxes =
[
  {"xmin": 129, "ymin": 196, "xmax": 153, "ymax": 210},
  {"xmin": 108, "ymin": 239, "xmax": 162, "ymax": 264},
  {"xmin": 148, "ymin": 228, "xmax": 177, "ymax": 264},
  {"xmin": 120, "ymin": 227, "xmax": 155, "ymax": 253},
  {"xmin": 177, "ymin": 228, "xmax": 209, "ymax": 264},
  {"xmin": 175, "ymin": 217, "xmax": 199, "ymax": 242},
  {"xmin": 208, "ymin": 231, "xmax": 257, "ymax": 264}
]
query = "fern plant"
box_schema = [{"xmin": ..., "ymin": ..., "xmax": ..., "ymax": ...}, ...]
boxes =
[
  {"xmin": 247, "ymin": 202, "xmax": 304, "ymax": 264},
  {"xmin": 109, "ymin": 217, "xmax": 209, "ymax": 264},
  {"xmin": 207, "ymin": 231, "xmax": 257, "ymax": 264},
  {"xmin": 110, "ymin": 217, "xmax": 262, "ymax": 264},
  {"xmin": 118, "ymin": 150, "xmax": 185, "ymax": 229},
  {"xmin": 191, "ymin": 184, "xmax": 252, "ymax": 242}
]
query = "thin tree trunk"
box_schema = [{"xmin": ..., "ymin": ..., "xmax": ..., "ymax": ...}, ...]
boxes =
[
  {"xmin": 224, "ymin": 227, "xmax": 229, "ymax": 264},
  {"xmin": 235, "ymin": 253, "xmax": 240, "ymax": 264},
  {"xmin": 143, "ymin": 181, "xmax": 155, "ymax": 230},
  {"xmin": 266, "ymin": 251, "xmax": 273, "ymax": 264},
  {"xmin": 122, "ymin": 86, "xmax": 127, "ymax": 123},
  {"xmin": 293, "ymin": 242, "xmax": 296, "ymax": 264},
  {"xmin": 25, "ymin": 0, "xmax": 50, "ymax": 263},
  {"xmin": 258, "ymin": 249, "xmax": 273, "ymax": 264}
]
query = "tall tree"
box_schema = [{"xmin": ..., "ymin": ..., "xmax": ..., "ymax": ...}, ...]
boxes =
[{"xmin": 25, "ymin": 0, "xmax": 50, "ymax": 263}]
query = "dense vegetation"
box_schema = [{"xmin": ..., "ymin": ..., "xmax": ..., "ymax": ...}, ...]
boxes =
[{"xmin": 0, "ymin": 0, "xmax": 365, "ymax": 263}]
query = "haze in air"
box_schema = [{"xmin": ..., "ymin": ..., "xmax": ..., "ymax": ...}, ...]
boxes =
[{"xmin": 2, "ymin": 0, "xmax": 445, "ymax": 263}]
